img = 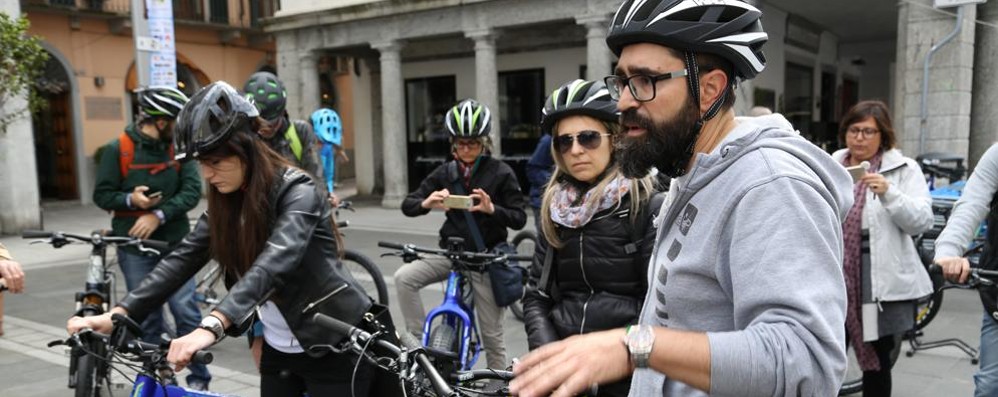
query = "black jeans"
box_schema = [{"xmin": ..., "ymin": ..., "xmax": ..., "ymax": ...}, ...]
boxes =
[
  {"xmin": 862, "ymin": 334, "xmax": 898, "ymax": 397},
  {"xmin": 259, "ymin": 342, "xmax": 373, "ymax": 397}
]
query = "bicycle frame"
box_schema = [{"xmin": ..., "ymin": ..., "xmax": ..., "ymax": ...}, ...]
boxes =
[
  {"xmin": 422, "ymin": 269, "xmax": 482, "ymax": 371},
  {"xmin": 130, "ymin": 373, "xmax": 231, "ymax": 397}
]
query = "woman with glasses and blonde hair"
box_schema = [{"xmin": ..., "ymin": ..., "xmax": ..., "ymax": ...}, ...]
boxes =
[
  {"xmin": 832, "ymin": 100, "xmax": 934, "ymax": 396},
  {"xmin": 521, "ymin": 80, "xmax": 662, "ymax": 397}
]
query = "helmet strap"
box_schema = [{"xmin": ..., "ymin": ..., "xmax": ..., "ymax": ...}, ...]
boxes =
[{"xmin": 675, "ymin": 50, "xmax": 728, "ymax": 174}]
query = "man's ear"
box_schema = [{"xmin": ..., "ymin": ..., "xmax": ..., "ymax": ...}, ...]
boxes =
[{"xmin": 699, "ymin": 69, "xmax": 729, "ymax": 114}]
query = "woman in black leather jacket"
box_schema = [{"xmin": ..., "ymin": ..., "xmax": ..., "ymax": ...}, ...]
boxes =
[
  {"xmin": 67, "ymin": 82, "xmax": 383, "ymax": 396},
  {"xmin": 522, "ymin": 80, "xmax": 661, "ymax": 397}
]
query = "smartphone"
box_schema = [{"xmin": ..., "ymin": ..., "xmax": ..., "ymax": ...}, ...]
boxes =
[
  {"xmin": 145, "ymin": 191, "xmax": 163, "ymax": 199},
  {"xmin": 442, "ymin": 195, "xmax": 474, "ymax": 210},
  {"xmin": 845, "ymin": 165, "xmax": 866, "ymax": 183}
]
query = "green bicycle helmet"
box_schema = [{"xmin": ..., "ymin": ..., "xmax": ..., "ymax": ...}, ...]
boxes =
[
  {"xmin": 445, "ymin": 99, "xmax": 492, "ymax": 138},
  {"xmin": 243, "ymin": 71, "xmax": 287, "ymax": 121},
  {"xmin": 136, "ymin": 86, "xmax": 189, "ymax": 119},
  {"xmin": 541, "ymin": 79, "xmax": 618, "ymax": 135}
]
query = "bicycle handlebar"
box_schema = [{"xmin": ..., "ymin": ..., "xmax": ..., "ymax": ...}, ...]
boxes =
[
  {"xmin": 378, "ymin": 241, "xmax": 532, "ymax": 263},
  {"xmin": 22, "ymin": 230, "xmax": 169, "ymax": 254},
  {"xmin": 312, "ymin": 312, "xmax": 456, "ymax": 396}
]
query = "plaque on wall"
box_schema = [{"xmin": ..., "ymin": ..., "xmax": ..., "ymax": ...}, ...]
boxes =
[{"xmin": 85, "ymin": 96, "xmax": 123, "ymax": 120}]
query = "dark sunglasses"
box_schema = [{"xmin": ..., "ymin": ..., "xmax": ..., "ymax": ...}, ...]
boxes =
[{"xmin": 553, "ymin": 130, "xmax": 611, "ymax": 154}]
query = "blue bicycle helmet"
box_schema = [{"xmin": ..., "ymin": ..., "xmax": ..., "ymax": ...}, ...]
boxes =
[{"xmin": 311, "ymin": 108, "xmax": 343, "ymax": 146}]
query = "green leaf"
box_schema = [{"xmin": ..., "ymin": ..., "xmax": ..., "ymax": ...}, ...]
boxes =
[{"xmin": 0, "ymin": 12, "xmax": 49, "ymax": 134}]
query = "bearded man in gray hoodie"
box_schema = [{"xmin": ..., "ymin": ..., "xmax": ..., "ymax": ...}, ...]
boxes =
[{"xmin": 510, "ymin": 1, "xmax": 853, "ymax": 396}]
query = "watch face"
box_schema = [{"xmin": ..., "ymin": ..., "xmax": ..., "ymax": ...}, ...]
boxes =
[{"xmin": 627, "ymin": 326, "xmax": 654, "ymax": 352}]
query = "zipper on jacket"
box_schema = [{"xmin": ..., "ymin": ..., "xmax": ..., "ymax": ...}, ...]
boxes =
[
  {"xmin": 301, "ymin": 283, "xmax": 349, "ymax": 314},
  {"xmin": 578, "ymin": 231, "xmax": 595, "ymax": 334}
]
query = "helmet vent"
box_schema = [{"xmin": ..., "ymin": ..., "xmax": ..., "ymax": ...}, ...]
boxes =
[{"xmin": 631, "ymin": 0, "xmax": 660, "ymax": 23}]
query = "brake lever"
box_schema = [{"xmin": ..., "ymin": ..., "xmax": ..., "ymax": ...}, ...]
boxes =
[{"xmin": 136, "ymin": 244, "xmax": 162, "ymax": 256}]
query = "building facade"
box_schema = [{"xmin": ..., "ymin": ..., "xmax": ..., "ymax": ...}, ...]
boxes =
[
  {"xmin": 0, "ymin": 0, "xmax": 277, "ymax": 232},
  {"xmin": 267, "ymin": 0, "xmax": 998, "ymax": 208}
]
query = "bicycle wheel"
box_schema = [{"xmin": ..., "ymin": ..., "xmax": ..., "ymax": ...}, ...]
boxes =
[
  {"xmin": 509, "ymin": 231, "xmax": 537, "ymax": 321},
  {"xmin": 74, "ymin": 345, "xmax": 101, "ymax": 397},
  {"xmin": 343, "ymin": 250, "xmax": 390, "ymax": 305}
]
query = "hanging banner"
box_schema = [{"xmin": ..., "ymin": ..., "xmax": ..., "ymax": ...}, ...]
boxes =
[{"xmin": 145, "ymin": 0, "xmax": 177, "ymax": 87}]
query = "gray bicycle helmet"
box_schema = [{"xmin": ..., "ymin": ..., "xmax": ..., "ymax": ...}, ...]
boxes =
[
  {"xmin": 541, "ymin": 79, "xmax": 618, "ymax": 135},
  {"xmin": 445, "ymin": 99, "xmax": 492, "ymax": 138},
  {"xmin": 606, "ymin": 0, "xmax": 768, "ymax": 80},
  {"xmin": 243, "ymin": 71, "xmax": 287, "ymax": 121},
  {"xmin": 173, "ymin": 81, "xmax": 260, "ymax": 161},
  {"xmin": 136, "ymin": 86, "xmax": 189, "ymax": 119}
]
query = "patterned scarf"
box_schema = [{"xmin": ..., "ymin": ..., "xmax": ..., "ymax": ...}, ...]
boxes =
[
  {"xmin": 842, "ymin": 150, "xmax": 883, "ymax": 371},
  {"xmin": 549, "ymin": 174, "xmax": 630, "ymax": 228}
]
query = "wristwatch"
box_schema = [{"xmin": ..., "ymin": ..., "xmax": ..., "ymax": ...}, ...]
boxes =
[
  {"xmin": 199, "ymin": 315, "xmax": 225, "ymax": 342},
  {"xmin": 623, "ymin": 325, "xmax": 655, "ymax": 368}
]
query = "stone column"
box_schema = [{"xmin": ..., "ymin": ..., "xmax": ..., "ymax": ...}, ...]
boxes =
[
  {"xmin": 970, "ymin": 1, "xmax": 998, "ymax": 168},
  {"xmin": 465, "ymin": 29, "xmax": 502, "ymax": 155},
  {"xmin": 894, "ymin": 0, "xmax": 976, "ymax": 158},
  {"xmin": 0, "ymin": 0, "xmax": 41, "ymax": 233},
  {"xmin": 276, "ymin": 31, "xmax": 301, "ymax": 120},
  {"xmin": 372, "ymin": 40, "xmax": 407, "ymax": 208},
  {"xmin": 299, "ymin": 50, "xmax": 320, "ymax": 117},
  {"xmin": 576, "ymin": 14, "xmax": 613, "ymax": 82}
]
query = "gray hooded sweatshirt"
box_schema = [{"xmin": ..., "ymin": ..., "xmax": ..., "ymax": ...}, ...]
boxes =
[{"xmin": 629, "ymin": 114, "xmax": 853, "ymax": 396}]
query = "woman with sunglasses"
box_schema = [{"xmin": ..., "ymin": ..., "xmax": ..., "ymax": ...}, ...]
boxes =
[
  {"xmin": 66, "ymin": 82, "xmax": 390, "ymax": 396},
  {"xmin": 832, "ymin": 100, "xmax": 933, "ymax": 396},
  {"xmin": 521, "ymin": 79, "xmax": 662, "ymax": 397}
]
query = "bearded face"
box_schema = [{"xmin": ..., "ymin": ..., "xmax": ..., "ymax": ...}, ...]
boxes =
[{"xmin": 615, "ymin": 94, "xmax": 701, "ymax": 179}]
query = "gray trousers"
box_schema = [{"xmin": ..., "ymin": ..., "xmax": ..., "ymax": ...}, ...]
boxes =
[{"xmin": 394, "ymin": 256, "xmax": 508, "ymax": 369}]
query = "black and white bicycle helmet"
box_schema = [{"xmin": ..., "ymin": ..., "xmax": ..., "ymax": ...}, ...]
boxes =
[
  {"xmin": 606, "ymin": 0, "xmax": 768, "ymax": 80},
  {"xmin": 173, "ymin": 81, "xmax": 260, "ymax": 161},
  {"xmin": 540, "ymin": 79, "xmax": 618, "ymax": 135},
  {"xmin": 136, "ymin": 86, "xmax": 189, "ymax": 119},
  {"xmin": 445, "ymin": 99, "xmax": 492, "ymax": 138}
]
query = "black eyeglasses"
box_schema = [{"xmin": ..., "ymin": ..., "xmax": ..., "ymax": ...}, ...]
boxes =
[
  {"xmin": 604, "ymin": 69, "xmax": 688, "ymax": 102},
  {"xmin": 846, "ymin": 126, "xmax": 880, "ymax": 138},
  {"xmin": 553, "ymin": 130, "xmax": 611, "ymax": 154}
]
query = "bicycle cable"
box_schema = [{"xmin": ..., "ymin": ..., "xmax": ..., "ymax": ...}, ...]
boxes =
[{"xmin": 351, "ymin": 330, "xmax": 380, "ymax": 397}]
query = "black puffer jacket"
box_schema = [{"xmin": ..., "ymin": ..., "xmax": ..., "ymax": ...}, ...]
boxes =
[
  {"xmin": 523, "ymin": 190, "xmax": 663, "ymax": 350},
  {"xmin": 402, "ymin": 156, "xmax": 528, "ymax": 249},
  {"xmin": 119, "ymin": 168, "xmax": 372, "ymax": 356}
]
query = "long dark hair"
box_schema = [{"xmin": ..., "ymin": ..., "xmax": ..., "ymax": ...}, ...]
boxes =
[{"xmin": 202, "ymin": 118, "xmax": 292, "ymax": 277}]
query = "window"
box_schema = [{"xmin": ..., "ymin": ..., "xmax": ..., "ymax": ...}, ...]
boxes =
[
  {"xmin": 499, "ymin": 69, "xmax": 544, "ymax": 155},
  {"xmin": 405, "ymin": 76, "xmax": 456, "ymax": 144}
]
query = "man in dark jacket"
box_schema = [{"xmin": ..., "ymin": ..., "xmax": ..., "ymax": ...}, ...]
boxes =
[
  {"xmin": 92, "ymin": 86, "xmax": 209, "ymax": 389},
  {"xmin": 396, "ymin": 99, "xmax": 527, "ymax": 371},
  {"xmin": 244, "ymin": 71, "xmax": 323, "ymax": 180}
]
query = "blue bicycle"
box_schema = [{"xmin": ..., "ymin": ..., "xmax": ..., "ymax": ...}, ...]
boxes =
[
  {"xmin": 378, "ymin": 238, "xmax": 530, "ymax": 374},
  {"xmin": 58, "ymin": 313, "xmax": 225, "ymax": 397}
]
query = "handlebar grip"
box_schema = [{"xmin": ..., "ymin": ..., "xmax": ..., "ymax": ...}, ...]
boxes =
[
  {"xmin": 142, "ymin": 239, "xmax": 171, "ymax": 252},
  {"xmin": 312, "ymin": 313, "xmax": 356, "ymax": 338},
  {"xmin": 928, "ymin": 264, "xmax": 943, "ymax": 275},
  {"xmin": 191, "ymin": 350, "xmax": 214, "ymax": 365},
  {"xmin": 378, "ymin": 241, "xmax": 405, "ymax": 250},
  {"xmin": 508, "ymin": 254, "xmax": 533, "ymax": 262},
  {"xmin": 22, "ymin": 230, "xmax": 52, "ymax": 238}
]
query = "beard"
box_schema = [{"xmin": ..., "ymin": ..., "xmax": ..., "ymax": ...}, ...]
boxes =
[{"xmin": 615, "ymin": 98, "xmax": 701, "ymax": 179}]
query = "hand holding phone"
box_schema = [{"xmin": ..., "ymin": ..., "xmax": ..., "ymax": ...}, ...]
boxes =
[
  {"xmin": 145, "ymin": 191, "xmax": 163, "ymax": 199},
  {"xmin": 442, "ymin": 195, "xmax": 474, "ymax": 210}
]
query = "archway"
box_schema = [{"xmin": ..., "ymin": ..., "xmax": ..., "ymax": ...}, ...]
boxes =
[{"xmin": 33, "ymin": 44, "xmax": 79, "ymax": 201}]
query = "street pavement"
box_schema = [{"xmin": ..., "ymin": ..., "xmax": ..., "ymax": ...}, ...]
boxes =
[{"xmin": 0, "ymin": 185, "xmax": 988, "ymax": 396}]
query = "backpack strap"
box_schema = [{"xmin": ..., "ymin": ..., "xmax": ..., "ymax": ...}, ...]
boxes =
[
  {"xmin": 118, "ymin": 132, "xmax": 181, "ymax": 178},
  {"xmin": 118, "ymin": 132, "xmax": 134, "ymax": 178},
  {"xmin": 285, "ymin": 122, "xmax": 303, "ymax": 162}
]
